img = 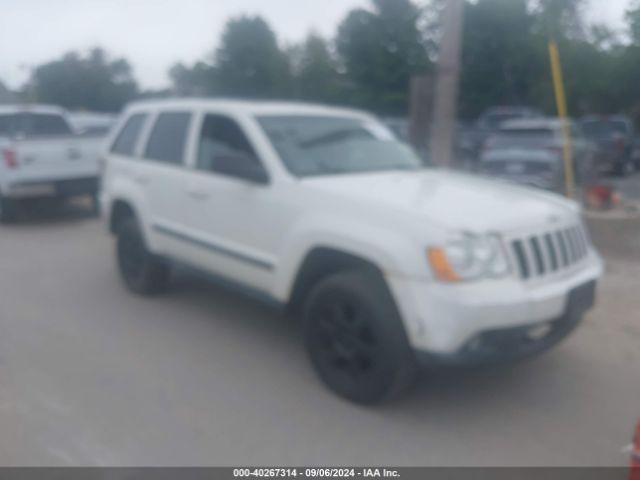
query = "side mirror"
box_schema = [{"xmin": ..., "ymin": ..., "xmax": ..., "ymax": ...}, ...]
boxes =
[{"xmin": 213, "ymin": 154, "xmax": 270, "ymax": 185}]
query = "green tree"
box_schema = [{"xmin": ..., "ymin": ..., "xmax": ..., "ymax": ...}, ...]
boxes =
[
  {"xmin": 290, "ymin": 33, "xmax": 343, "ymax": 103},
  {"xmin": 169, "ymin": 61, "xmax": 215, "ymax": 96},
  {"xmin": 0, "ymin": 80, "xmax": 17, "ymax": 104},
  {"xmin": 31, "ymin": 48, "xmax": 138, "ymax": 112},
  {"xmin": 534, "ymin": 0, "xmax": 586, "ymax": 40},
  {"xmin": 336, "ymin": 0, "xmax": 431, "ymax": 114},
  {"xmin": 459, "ymin": 0, "xmax": 541, "ymax": 118},
  {"xmin": 627, "ymin": 0, "xmax": 640, "ymax": 45},
  {"xmin": 213, "ymin": 15, "xmax": 291, "ymax": 98}
]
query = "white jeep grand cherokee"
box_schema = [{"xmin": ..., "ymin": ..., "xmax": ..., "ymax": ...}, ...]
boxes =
[{"xmin": 101, "ymin": 99, "xmax": 603, "ymax": 404}]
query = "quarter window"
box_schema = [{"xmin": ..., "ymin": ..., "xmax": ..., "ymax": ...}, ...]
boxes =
[
  {"xmin": 144, "ymin": 112, "xmax": 192, "ymax": 165},
  {"xmin": 111, "ymin": 113, "xmax": 148, "ymax": 156}
]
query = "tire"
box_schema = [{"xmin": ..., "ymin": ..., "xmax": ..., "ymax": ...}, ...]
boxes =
[
  {"xmin": 116, "ymin": 218, "xmax": 170, "ymax": 295},
  {"xmin": 89, "ymin": 193, "xmax": 101, "ymax": 216},
  {"xmin": 0, "ymin": 196, "xmax": 18, "ymax": 224},
  {"xmin": 303, "ymin": 270, "xmax": 417, "ymax": 404}
]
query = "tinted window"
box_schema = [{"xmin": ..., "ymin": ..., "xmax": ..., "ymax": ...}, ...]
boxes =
[
  {"xmin": 23, "ymin": 114, "xmax": 72, "ymax": 136},
  {"xmin": 145, "ymin": 112, "xmax": 192, "ymax": 165},
  {"xmin": 0, "ymin": 113, "xmax": 72, "ymax": 137},
  {"xmin": 257, "ymin": 115, "xmax": 420, "ymax": 177},
  {"xmin": 581, "ymin": 120, "xmax": 630, "ymax": 137},
  {"xmin": 197, "ymin": 115, "xmax": 258, "ymax": 172},
  {"xmin": 0, "ymin": 115, "xmax": 13, "ymax": 136},
  {"xmin": 111, "ymin": 113, "xmax": 148, "ymax": 156}
]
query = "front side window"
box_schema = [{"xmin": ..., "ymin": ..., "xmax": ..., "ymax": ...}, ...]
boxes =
[
  {"xmin": 111, "ymin": 113, "xmax": 148, "ymax": 156},
  {"xmin": 196, "ymin": 114, "xmax": 259, "ymax": 172},
  {"xmin": 257, "ymin": 115, "xmax": 422, "ymax": 177},
  {"xmin": 144, "ymin": 112, "xmax": 192, "ymax": 165}
]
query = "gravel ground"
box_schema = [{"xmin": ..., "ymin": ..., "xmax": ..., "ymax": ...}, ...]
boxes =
[{"xmin": 0, "ymin": 200, "xmax": 638, "ymax": 467}]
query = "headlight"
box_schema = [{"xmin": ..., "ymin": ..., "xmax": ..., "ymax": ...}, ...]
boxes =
[{"xmin": 428, "ymin": 233, "xmax": 510, "ymax": 283}]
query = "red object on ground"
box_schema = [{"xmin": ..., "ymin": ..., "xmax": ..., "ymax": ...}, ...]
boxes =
[
  {"xmin": 631, "ymin": 420, "xmax": 640, "ymax": 480},
  {"xmin": 587, "ymin": 185, "xmax": 620, "ymax": 210}
]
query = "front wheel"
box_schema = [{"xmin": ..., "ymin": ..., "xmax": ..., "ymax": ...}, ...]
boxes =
[
  {"xmin": 303, "ymin": 270, "xmax": 416, "ymax": 404},
  {"xmin": 116, "ymin": 218, "xmax": 171, "ymax": 295}
]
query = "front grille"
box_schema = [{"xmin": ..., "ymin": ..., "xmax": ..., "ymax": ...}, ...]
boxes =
[{"xmin": 510, "ymin": 224, "xmax": 590, "ymax": 280}]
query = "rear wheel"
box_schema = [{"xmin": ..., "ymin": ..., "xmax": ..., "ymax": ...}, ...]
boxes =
[
  {"xmin": 116, "ymin": 218, "xmax": 170, "ymax": 295},
  {"xmin": 303, "ymin": 270, "xmax": 416, "ymax": 404},
  {"xmin": 0, "ymin": 196, "xmax": 18, "ymax": 224}
]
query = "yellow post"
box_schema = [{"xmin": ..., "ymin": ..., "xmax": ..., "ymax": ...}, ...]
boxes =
[{"xmin": 548, "ymin": 41, "xmax": 575, "ymax": 199}]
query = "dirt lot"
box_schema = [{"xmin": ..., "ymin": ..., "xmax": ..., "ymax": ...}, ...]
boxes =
[{"xmin": 0, "ymin": 202, "xmax": 638, "ymax": 466}]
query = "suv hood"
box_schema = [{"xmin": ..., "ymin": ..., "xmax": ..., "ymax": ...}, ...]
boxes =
[{"xmin": 301, "ymin": 169, "xmax": 579, "ymax": 232}]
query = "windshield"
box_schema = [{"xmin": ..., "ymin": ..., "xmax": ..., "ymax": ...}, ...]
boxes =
[
  {"xmin": 0, "ymin": 113, "xmax": 72, "ymax": 137},
  {"xmin": 581, "ymin": 120, "xmax": 629, "ymax": 137},
  {"xmin": 257, "ymin": 115, "xmax": 422, "ymax": 177},
  {"xmin": 489, "ymin": 128, "xmax": 555, "ymax": 149}
]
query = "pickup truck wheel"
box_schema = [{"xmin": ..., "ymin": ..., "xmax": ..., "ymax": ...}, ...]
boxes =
[
  {"xmin": 0, "ymin": 196, "xmax": 17, "ymax": 224},
  {"xmin": 303, "ymin": 270, "xmax": 416, "ymax": 404},
  {"xmin": 117, "ymin": 218, "xmax": 170, "ymax": 295}
]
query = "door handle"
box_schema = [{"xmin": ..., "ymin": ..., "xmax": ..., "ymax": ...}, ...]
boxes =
[{"xmin": 134, "ymin": 175, "xmax": 150, "ymax": 186}]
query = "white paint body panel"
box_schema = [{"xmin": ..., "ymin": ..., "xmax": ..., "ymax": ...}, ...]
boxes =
[
  {"xmin": 102, "ymin": 99, "xmax": 603, "ymax": 355},
  {"xmin": 0, "ymin": 105, "xmax": 104, "ymax": 198}
]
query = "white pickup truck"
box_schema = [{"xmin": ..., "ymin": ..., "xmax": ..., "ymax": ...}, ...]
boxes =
[
  {"xmin": 0, "ymin": 105, "xmax": 104, "ymax": 222},
  {"xmin": 101, "ymin": 99, "xmax": 603, "ymax": 404}
]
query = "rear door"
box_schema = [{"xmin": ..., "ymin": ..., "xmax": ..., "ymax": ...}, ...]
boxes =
[{"xmin": 137, "ymin": 111, "xmax": 196, "ymax": 260}]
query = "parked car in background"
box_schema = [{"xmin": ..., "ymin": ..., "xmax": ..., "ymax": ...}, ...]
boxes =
[
  {"xmin": 469, "ymin": 106, "xmax": 543, "ymax": 164},
  {"xmin": 102, "ymin": 99, "xmax": 602, "ymax": 404},
  {"xmin": 580, "ymin": 115, "xmax": 635, "ymax": 176},
  {"xmin": 68, "ymin": 111, "xmax": 117, "ymax": 136},
  {"xmin": 479, "ymin": 118, "xmax": 595, "ymax": 192},
  {"xmin": 477, "ymin": 106, "xmax": 543, "ymax": 133},
  {"xmin": 633, "ymin": 136, "xmax": 640, "ymax": 169},
  {"xmin": 0, "ymin": 104, "xmax": 105, "ymax": 222},
  {"xmin": 481, "ymin": 148, "xmax": 563, "ymax": 193}
]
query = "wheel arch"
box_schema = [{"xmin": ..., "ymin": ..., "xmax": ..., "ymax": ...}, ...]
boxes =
[
  {"xmin": 109, "ymin": 198, "xmax": 139, "ymax": 234},
  {"xmin": 286, "ymin": 247, "xmax": 389, "ymax": 315}
]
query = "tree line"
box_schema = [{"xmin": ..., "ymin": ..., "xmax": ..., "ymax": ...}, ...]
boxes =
[{"xmin": 4, "ymin": 0, "xmax": 640, "ymax": 123}]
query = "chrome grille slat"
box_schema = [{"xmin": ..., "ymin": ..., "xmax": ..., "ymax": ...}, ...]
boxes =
[
  {"xmin": 556, "ymin": 231, "xmax": 570, "ymax": 267},
  {"xmin": 563, "ymin": 229, "xmax": 577, "ymax": 265},
  {"xmin": 510, "ymin": 223, "xmax": 590, "ymax": 281},
  {"xmin": 544, "ymin": 233, "xmax": 559, "ymax": 272}
]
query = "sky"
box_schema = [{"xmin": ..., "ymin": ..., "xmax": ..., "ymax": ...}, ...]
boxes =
[{"xmin": 0, "ymin": 0, "xmax": 632, "ymax": 91}]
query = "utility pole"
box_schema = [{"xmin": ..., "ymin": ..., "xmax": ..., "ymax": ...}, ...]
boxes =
[
  {"xmin": 548, "ymin": 41, "xmax": 576, "ymax": 199},
  {"xmin": 430, "ymin": 0, "xmax": 464, "ymax": 168}
]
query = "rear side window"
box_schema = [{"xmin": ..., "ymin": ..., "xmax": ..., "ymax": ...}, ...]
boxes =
[
  {"xmin": 111, "ymin": 113, "xmax": 148, "ymax": 156},
  {"xmin": 144, "ymin": 112, "xmax": 192, "ymax": 165}
]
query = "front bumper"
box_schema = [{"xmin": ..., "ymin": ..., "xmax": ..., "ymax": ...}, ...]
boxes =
[
  {"xmin": 387, "ymin": 251, "xmax": 603, "ymax": 362},
  {"xmin": 415, "ymin": 280, "xmax": 596, "ymax": 366},
  {"xmin": 5, "ymin": 177, "xmax": 99, "ymax": 199}
]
